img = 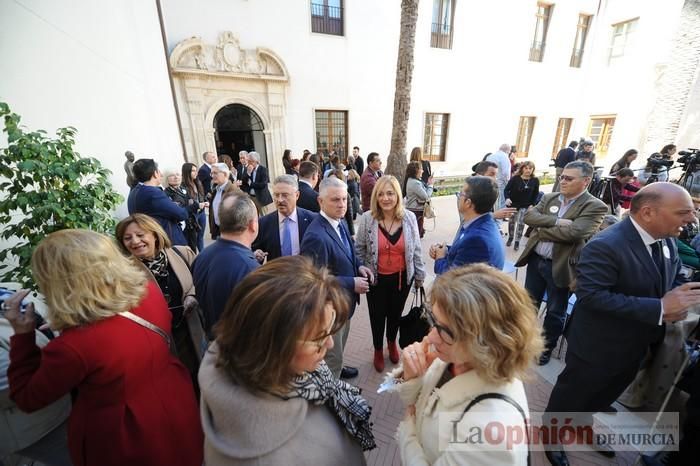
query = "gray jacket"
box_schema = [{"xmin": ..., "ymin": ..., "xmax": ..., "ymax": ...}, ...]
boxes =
[
  {"xmin": 404, "ymin": 178, "xmax": 433, "ymax": 210},
  {"xmin": 355, "ymin": 210, "xmax": 426, "ymax": 284},
  {"xmin": 199, "ymin": 344, "xmax": 366, "ymax": 465}
]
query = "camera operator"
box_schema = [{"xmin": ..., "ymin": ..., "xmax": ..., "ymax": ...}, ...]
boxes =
[
  {"xmin": 639, "ymin": 152, "xmax": 674, "ymax": 185},
  {"xmin": 601, "ymin": 168, "xmax": 640, "ymax": 215},
  {"xmin": 575, "ymin": 139, "xmax": 596, "ymax": 165}
]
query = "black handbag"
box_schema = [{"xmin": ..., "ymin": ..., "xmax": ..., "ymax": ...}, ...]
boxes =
[{"xmin": 399, "ymin": 286, "xmax": 430, "ymax": 348}]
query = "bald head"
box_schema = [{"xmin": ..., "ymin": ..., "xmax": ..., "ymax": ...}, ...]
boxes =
[
  {"xmin": 630, "ymin": 182, "xmax": 696, "ymax": 239},
  {"xmin": 630, "ymin": 183, "xmax": 690, "ymax": 214}
]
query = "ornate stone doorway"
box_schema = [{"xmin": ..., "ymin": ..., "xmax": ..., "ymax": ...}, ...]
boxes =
[
  {"xmin": 170, "ymin": 32, "xmax": 288, "ymax": 176},
  {"xmin": 214, "ymin": 104, "xmax": 267, "ymax": 167}
]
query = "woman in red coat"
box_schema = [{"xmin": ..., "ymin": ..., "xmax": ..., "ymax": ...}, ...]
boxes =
[{"xmin": 3, "ymin": 229, "xmax": 203, "ymax": 466}]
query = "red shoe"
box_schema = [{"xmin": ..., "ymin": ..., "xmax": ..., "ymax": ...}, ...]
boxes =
[
  {"xmin": 373, "ymin": 349, "xmax": 385, "ymax": 372},
  {"xmin": 388, "ymin": 341, "xmax": 400, "ymax": 364}
]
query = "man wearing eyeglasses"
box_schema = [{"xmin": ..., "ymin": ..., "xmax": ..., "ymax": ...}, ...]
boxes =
[
  {"xmin": 515, "ymin": 161, "xmax": 607, "ymax": 366},
  {"xmin": 430, "ymin": 176, "xmax": 505, "ymax": 273}
]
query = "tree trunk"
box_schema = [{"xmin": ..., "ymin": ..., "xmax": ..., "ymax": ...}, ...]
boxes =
[{"xmin": 385, "ymin": 0, "xmax": 419, "ymax": 188}]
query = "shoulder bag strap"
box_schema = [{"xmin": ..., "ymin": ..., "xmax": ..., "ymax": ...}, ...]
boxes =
[
  {"xmin": 171, "ymin": 246, "xmax": 193, "ymax": 273},
  {"xmin": 458, "ymin": 392, "xmax": 531, "ymax": 466},
  {"xmin": 118, "ymin": 311, "xmax": 172, "ymax": 350}
]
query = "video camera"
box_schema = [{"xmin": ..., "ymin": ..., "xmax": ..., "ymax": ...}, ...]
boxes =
[
  {"xmin": 677, "ymin": 148, "xmax": 700, "ymax": 169},
  {"xmin": 646, "ymin": 152, "xmax": 674, "ymax": 173}
]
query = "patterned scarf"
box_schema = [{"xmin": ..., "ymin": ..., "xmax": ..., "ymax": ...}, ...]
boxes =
[
  {"xmin": 285, "ymin": 361, "xmax": 376, "ymax": 451},
  {"xmin": 141, "ymin": 250, "xmax": 169, "ymax": 281}
]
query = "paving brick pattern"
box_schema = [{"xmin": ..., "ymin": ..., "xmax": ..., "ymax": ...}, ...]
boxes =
[{"xmin": 345, "ymin": 195, "xmax": 641, "ymax": 466}]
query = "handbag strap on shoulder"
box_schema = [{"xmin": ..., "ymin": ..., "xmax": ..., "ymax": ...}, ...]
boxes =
[
  {"xmin": 457, "ymin": 392, "xmax": 531, "ymax": 466},
  {"xmin": 118, "ymin": 311, "xmax": 172, "ymax": 349}
]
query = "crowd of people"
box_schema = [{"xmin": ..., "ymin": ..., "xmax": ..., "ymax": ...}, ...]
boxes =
[{"xmin": 2, "ymin": 141, "xmax": 699, "ymax": 466}]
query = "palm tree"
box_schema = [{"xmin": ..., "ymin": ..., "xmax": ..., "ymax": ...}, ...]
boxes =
[{"xmin": 385, "ymin": 0, "xmax": 419, "ymax": 187}]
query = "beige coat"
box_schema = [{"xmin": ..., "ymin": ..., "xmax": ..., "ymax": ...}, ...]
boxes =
[
  {"xmin": 515, "ymin": 191, "xmax": 607, "ymax": 289},
  {"xmin": 198, "ymin": 344, "xmax": 366, "ymax": 465}
]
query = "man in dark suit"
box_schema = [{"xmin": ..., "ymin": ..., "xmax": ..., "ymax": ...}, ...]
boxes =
[
  {"xmin": 516, "ymin": 161, "xmax": 607, "ymax": 365},
  {"xmin": 252, "ymin": 174, "xmax": 317, "ymax": 262},
  {"xmin": 551, "ymin": 141, "xmax": 578, "ymax": 191},
  {"xmin": 240, "ymin": 151, "xmax": 273, "ymax": 215},
  {"xmin": 360, "ymin": 152, "xmax": 383, "ymax": 212},
  {"xmin": 352, "ymin": 146, "xmax": 364, "ymax": 174},
  {"xmin": 128, "ymin": 158, "xmax": 197, "ymax": 246},
  {"xmin": 301, "ymin": 177, "xmax": 374, "ymax": 379},
  {"xmin": 297, "ymin": 161, "xmax": 321, "ymax": 212},
  {"xmin": 543, "ymin": 182, "xmax": 700, "ymax": 466},
  {"xmin": 431, "ymin": 176, "xmax": 505, "ymax": 273},
  {"xmin": 197, "ymin": 151, "xmax": 217, "ymax": 196},
  {"xmin": 193, "ymin": 193, "xmax": 260, "ymax": 337}
]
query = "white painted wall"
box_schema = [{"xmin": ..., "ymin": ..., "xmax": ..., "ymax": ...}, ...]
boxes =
[{"xmin": 0, "ymin": 0, "xmax": 182, "ymax": 215}]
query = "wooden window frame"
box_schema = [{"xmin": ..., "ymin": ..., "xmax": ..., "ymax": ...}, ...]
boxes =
[
  {"xmin": 423, "ymin": 113, "xmax": 450, "ymax": 162},
  {"xmin": 515, "ymin": 116, "xmax": 537, "ymax": 159},
  {"xmin": 314, "ymin": 110, "xmax": 349, "ymax": 160},
  {"xmin": 587, "ymin": 115, "xmax": 616, "ymax": 158},
  {"xmin": 529, "ymin": 3, "xmax": 553, "ymax": 62},
  {"xmin": 551, "ymin": 118, "xmax": 573, "ymax": 159},
  {"xmin": 430, "ymin": 0, "xmax": 456, "ymax": 49},
  {"xmin": 570, "ymin": 14, "xmax": 592, "ymax": 68},
  {"xmin": 608, "ymin": 18, "xmax": 638, "ymax": 65}
]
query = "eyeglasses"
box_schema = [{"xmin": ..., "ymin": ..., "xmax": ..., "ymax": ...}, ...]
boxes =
[
  {"xmin": 455, "ymin": 192, "xmax": 469, "ymax": 200},
  {"xmin": 421, "ymin": 307, "xmax": 455, "ymax": 345},
  {"xmin": 298, "ymin": 309, "xmax": 337, "ymax": 353},
  {"xmin": 558, "ymin": 175, "xmax": 579, "ymax": 182}
]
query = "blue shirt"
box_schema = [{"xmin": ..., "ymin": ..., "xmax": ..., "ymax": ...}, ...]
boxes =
[{"xmin": 193, "ymin": 238, "xmax": 260, "ymax": 337}]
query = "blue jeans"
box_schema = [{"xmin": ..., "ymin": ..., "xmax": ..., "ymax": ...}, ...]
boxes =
[
  {"xmin": 524, "ymin": 254, "xmax": 570, "ymax": 352},
  {"xmin": 196, "ymin": 210, "xmax": 206, "ymax": 253}
]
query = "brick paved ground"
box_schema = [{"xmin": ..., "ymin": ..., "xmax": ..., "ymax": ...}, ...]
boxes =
[{"xmin": 347, "ymin": 194, "xmax": 642, "ymax": 466}]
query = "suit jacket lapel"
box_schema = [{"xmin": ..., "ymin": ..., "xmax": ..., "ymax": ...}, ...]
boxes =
[
  {"xmin": 321, "ymin": 217, "xmax": 353, "ymax": 262},
  {"xmin": 624, "ymin": 219, "xmax": 662, "ymax": 294},
  {"xmin": 271, "ymin": 213, "xmax": 282, "ymax": 258}
]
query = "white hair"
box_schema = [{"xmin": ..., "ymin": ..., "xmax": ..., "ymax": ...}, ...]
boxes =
[
  {"xmin": 274, "ymin": 174, "xmax": 299, "ymax": 191},
  {"xmin": 239, "ymin": 150, "xmax": 249, "ymax": 158},
  {"xmin": 319, "ymin": 176, "xmax": 347, "ymax": 196},
  {"xmin": 212, "ymin": 162, "xmax": 230, "ymax": 174},
  {"xmin": 248, "ymin": 151, "xmax": 260, "ymax": 163},
  {"xmin": 499, "ymin": 143, "xmax": 511, "ymax": 152}
]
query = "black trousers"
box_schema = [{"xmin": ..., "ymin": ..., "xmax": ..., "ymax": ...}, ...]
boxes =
[
  {"xmin": 545, "ymin": 351, "xmax": 640, "ymax": 428},
  {"xmin": 367, "ymin": 271, "xmax": 411, "ymax": 350}
]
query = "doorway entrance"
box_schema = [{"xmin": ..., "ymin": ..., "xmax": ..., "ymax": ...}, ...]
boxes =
[{"xmin": 214, "ymin": 104, "xmax": 268, "ymax": 167}]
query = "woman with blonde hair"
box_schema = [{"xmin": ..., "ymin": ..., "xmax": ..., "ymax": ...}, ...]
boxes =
[
  {"xmin": 356, "ymin": 175, "xmax": 425, "ymax": 372},
  {"xmin": 385, "ymin": 263, "xmax": 544, "ymax": 465},
  {"xmin": 403, "ymin": 160, "xmax": 434, "ymax": 238},
  {"xmin": 3, "ymin": 229, "xmax": 202, "ymax": 466},
  {"xmin": 410, "ymin": 146, "xmax": 432, "ymax": 186},
  {"xmin": 115, "ymin": 213, "xmax": 205, "ymax": 390},
  {"xmin": 199, "ymin": 256, "xmax": 374, "ymax": 465}
]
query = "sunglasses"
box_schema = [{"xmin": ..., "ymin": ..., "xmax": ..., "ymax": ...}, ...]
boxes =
[
  {"xmin": 421, "ymin": 307, "xmax": 455, "ymax": 345},
  {"xmin": 558, "ymin": 175, "xmax": 579, "ymax": 182}
]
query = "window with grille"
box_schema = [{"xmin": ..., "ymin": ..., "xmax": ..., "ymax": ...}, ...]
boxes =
[
  {"xmin": 431, "ymin": 0, "xmax": 456, "ymax": 49},
  {"xmin": 423, "ymin": 113, "xmax": 449, "ymax": 161},
  {"xmin": 529, "ymin": 3, "xmax": 553, "ymax": 62},
  {"xmin": 570, "ymin": 14, "xmax": 592, "ymax": 68},
  {"xmin": 311, "ymin": 0, "xmax": 344, "ymax": 36},
  {"xmin": 587, "ymin": 116, "xmax": 616, "ymax": 158},
  {"xmin": 515, "ymin": 117, "xmax": 536, "ymax": 158},
  {"xmin": 608, "ymin": 19, "xmax": 638, "ymax": 65},
  {"xmin": 314, "ymin": 110, "xmax": 348, "ymax": 160},
  {"xmin": 551, "ymin": 118, "xmax": 573, "ymax": 159}
]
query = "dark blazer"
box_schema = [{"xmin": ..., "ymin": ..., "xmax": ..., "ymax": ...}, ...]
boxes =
[
  {"xmin": 567, "ymin": 217, "xmax": 681, "ymax": 371},
  {"xmin": 128, "ymin": 184, "xmax": 191, "ymax": 246},
  {"xmin": 300, "ymin": 215, "xmax": 362, "ymax": 312},
  {"xmin": 554, "ymin": 147, "xmax": 576, "ymax": 168},
  {"xmin": 354, "ymin": 156, "xmax": 364, "ymax": 175},
  {"xmin": 434, "ymin": 214, "xmax": 505, "ymax": 274},
  {"xmin": 197, "ymin": 164, "xmax": 212, "ymax": 195},
  {"xmin": 241, "ymin": 164, "xmax": 273, "ymax": 206},
  {"xmin": 252, "ymin": 207, "xmax": 318, "ymax": 261},
  {"xmin": 298, "ymin": 180, "xmax": 320, "ymax": 212}
]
